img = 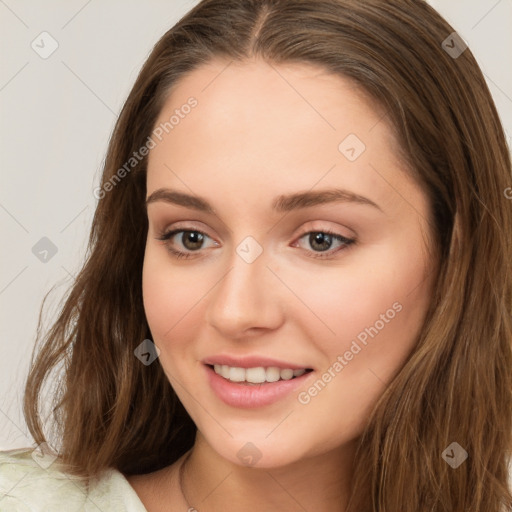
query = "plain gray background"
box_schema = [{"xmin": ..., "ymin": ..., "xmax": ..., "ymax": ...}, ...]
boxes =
[{"xmin": 1, "ymin": 0, "xmax": 511, "ymax": 451}]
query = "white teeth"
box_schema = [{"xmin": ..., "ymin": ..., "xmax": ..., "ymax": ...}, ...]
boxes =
[
  {"xmin": 266, "ymin": 366, "xmax": 281, "ymax": 382},
  {"xmin": 280, "ymin": 369, "xmax": 294, "ymax": 380},
  {"xmin": 245, "ymin": 367, "xmax": 266, "ymax": 383},
  {"xmin": 229, "ymin": 366, "xmax": 246, "ymax": 382},
  {"xmin": 211, "ymin": 364, "xmax": 309, "ymax": 383}
]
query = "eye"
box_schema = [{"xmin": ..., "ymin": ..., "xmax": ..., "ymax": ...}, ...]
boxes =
[
  {"xmin": 156, "ymin": 229, "xmax": 217, "ymax": 259},
  {"xmin": 295, "ymin": 230, "xmax": 356, "ymax": 259},
  {"xmin": 155, "ymin": 227, "xmax": 356, "ymax": 260}
]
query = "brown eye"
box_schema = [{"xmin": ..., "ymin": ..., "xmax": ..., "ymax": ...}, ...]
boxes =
[
  {"xmin": 296, "ymin": 230, "xmax": 356, "ymax": 259},
  {"xmin": 156, "ymin": 228, "xmax": 217, "ymax": 260},
  {"xmin": 309, "ymin": 232, "xmax": 335, "ymax": 252},
  {"xmin": 178, "ymin": 231, "xmax": 205, "ymax": 251}
]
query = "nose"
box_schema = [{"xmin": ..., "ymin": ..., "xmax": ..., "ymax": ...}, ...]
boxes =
[{"xmin": 205, "ymin": 245, "xmax": 285, "ymax": 338}]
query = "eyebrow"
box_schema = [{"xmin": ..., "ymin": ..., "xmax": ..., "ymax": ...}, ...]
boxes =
[{"xmin": 145, "ymin": 187, "xmax": 382, "ymax": 213}]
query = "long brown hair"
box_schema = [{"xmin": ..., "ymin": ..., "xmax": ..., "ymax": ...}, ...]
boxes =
[{"xmin": 23, "ymin": 1, "xmax": 512, "ymax": 510}]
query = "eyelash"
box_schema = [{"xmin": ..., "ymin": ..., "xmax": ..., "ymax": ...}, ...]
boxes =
[{"xmin": 155, "ymin": 228, "xmax": 356, "ymax": 260}]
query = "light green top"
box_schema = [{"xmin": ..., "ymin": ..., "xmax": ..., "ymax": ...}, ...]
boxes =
[{"xmin": 0, "ymin": 448, "xmax": 148, "ymax": 511}]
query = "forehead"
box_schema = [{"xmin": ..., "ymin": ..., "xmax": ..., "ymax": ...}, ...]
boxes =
[
  {"xmin": 151, "ymin": 58, "xmax": 390, "ymax": 144},
  {"xmin": 145, "ymin": 58, "xmax": 417, "ymax": 217}
]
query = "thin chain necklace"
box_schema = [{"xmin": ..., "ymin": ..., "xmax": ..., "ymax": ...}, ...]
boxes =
[{"xmin": 179, "ymin": 451, "xmax": 198, "ymax": 511}]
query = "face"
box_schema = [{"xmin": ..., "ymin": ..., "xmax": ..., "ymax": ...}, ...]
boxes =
[{"xmin": 142, "ymin": 58, "xmax": 436, "ymax": 468}]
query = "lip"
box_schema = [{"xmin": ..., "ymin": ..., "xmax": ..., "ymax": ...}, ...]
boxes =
[
  {"xmin": 203, "ymin": 364, "xmax": 315, "ymax": 409},
  {"xmin": 202, "ymin": 354, "xmax": 313, "ymax": 370}
]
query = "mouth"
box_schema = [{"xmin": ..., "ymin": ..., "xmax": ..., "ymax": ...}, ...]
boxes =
[
  {"xmin": 203, "ymin": 363, "xmax": 315, "ymax": 408},
  {"xmin": 205, "ymin": 364, "xmax": 314, "ymax": 385}
]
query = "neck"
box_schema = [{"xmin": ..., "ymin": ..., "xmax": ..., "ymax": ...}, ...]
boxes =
[{"xmin": 181, "ymin": 432, "xmax": 357, "ymax": 512}]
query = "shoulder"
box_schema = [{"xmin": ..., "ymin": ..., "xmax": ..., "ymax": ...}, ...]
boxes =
[{"xmin": 0, "ymin": 447, "xmax": 147, "ymax": 511}]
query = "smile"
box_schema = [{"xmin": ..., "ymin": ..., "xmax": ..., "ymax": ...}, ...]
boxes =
[
  {"xmin": 204, "ymin": 364, "xmax": 315, "ymax": 408},
  {"xmin": 211, "ymin": 364, "xmax": 311, "ymax": 384}
]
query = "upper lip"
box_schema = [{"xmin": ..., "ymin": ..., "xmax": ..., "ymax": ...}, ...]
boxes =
[{"xmin": 202, "ymin": 355, "xmax": 312, "ymax": 370}]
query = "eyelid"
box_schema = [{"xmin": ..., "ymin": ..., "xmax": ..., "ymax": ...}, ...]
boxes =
[
  {"xmin": 155, "ymin": 222, "xmax": 357, "ymax": 262},
  {"xmin": 156, "ymin": 220, "xmax": 217, "ymax": 240},
  {"xmin": 293, "ymin": 228, "xmax": 356, "ymax": 258},
  {"xmin": 156, "ymin": 226, "xmax": 217, "ymax": 245},
  {"xmin": 295, "ymin": 222, "xmax": 355, "ymax": 240},
  {"xmin": 156, "ymin": 221, "xmax": 352, "ymax": 240}
]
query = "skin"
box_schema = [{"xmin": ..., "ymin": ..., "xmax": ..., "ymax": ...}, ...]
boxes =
[{"xmin": 127, "ymin": 58, "xmax": 436, "ymax": 511}]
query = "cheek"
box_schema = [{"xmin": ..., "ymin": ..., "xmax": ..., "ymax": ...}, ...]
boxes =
[
  {"xmin": 296, "ymin": 241, "xmax": 432, "ymax": 372},
  {"xmin": 296, "ymin": 261, "xmax": 432, "ymax": 440},
  {"xmin": 142, "ymin": 247, "xmax": 205, "ymax": 345}
]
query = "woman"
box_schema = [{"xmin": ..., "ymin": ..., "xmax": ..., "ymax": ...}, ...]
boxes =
[{"xmin": 1, "ymin": 0, "xmax": 511, "ymax": 510}]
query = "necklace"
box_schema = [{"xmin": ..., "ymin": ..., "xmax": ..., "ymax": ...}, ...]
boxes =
[{"xmin": 179, "ymin": 451, "xmax": 197, "ymax": 511}]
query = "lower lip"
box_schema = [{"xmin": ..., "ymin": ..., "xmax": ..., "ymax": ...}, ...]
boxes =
[{"xmin": 204, "ymin": 364, "xmax": 313, "ymax": 408}]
